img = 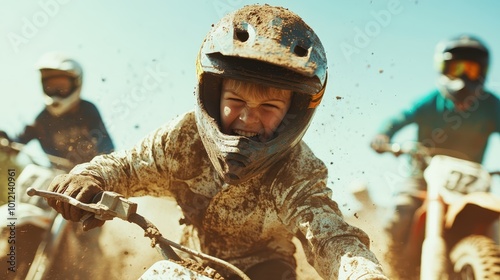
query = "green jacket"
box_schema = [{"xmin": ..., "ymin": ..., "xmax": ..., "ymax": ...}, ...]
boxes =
[{"xmin": 379, "ymin": 89, "xmax": 500, "ymax": 163}]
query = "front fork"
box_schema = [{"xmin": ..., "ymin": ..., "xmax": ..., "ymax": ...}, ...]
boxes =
[{"xmin": 420, "ymin": 181, "xmax": 446, "ymax": 280}]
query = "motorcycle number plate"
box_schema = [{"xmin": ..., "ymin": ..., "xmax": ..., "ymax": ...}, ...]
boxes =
[{"xmin": 424, "ymin": 155, "xmax": 491, "ymax": 199}]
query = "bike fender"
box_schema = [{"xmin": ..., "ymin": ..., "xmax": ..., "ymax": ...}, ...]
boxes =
[
  {"xmin": 139, "ymin": 260, "xmax": 216, "ymax": 280},
  {"xmin": 445, "ymin": 192, "xmax": 500, "ymax": 228}
]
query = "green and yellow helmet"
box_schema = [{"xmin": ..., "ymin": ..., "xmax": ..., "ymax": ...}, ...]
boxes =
[{"xmin": 194, "ymin": 4, "xmax": 327, "ymax": 184}]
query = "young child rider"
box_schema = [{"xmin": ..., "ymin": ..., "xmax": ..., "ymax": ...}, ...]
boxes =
[{"xmin": 46, "ymin": 5, "xmax": 388, "ymax": 280}]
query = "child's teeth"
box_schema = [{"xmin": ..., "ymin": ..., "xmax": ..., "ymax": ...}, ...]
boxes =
[{"xmin": 234, "ymin": 130, "xmax": 258, "ymax": 137}]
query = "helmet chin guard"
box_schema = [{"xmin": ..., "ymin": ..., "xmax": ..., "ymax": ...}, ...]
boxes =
[
  {"xmin": 437, "ymin": 75, "xmax": 484, "ymax": 106},
  {"xmin": 44, "ymin": 88, "xmax": 81, "ymax": 116},
  {"xmin": 194, "ymin": 4, "xmax": 327, "ymax": 184}
]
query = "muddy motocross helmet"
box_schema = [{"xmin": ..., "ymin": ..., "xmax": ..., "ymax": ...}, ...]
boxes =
[
  {"xmin": 434, "ymin": 35, "xmax": 489, "ymax": 105},
  {"xmin": 195, "ymin": 4, "xmax": 327, "ymax": 184},
  {"xmin": 36, "ymin": 52, "xmax": 83, "ymax": 116}
]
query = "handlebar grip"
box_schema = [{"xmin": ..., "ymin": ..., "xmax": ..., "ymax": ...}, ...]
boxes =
[
  {"xmin": 27, "ymin": 187, "xmax": 138, "ymax": 221},
  {"xmin": 27, "ymin": 187, "xmax": 103, "ymax": 214}
]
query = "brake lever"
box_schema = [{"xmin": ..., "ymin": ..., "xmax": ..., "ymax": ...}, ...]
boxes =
[{"xmin": 26, "ymin": 187, "xmax": 138, "ymax": 221}]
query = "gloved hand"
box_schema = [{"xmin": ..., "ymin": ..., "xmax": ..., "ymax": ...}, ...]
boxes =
[
  {"xmin": 47, "ymin": 174, "xmax": 106, "ymax": 231},
  {"xmin": 0, "ymin": 130, "xmax": 9, "ymax": 140},
  {"xmin": 370, "ymin": 134, "xmax": 390, "ymax": 153}
]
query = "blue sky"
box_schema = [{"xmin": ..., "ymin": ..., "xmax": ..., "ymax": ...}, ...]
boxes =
[{"xmin": 1, "ymin": 0, "xmax": 500, "ymax": 208}]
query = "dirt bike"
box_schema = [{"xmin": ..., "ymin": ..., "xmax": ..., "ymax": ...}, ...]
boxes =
[
  {"xmin": 376, "ymin": 142, "xmax": 500, "ymax": 280},
  {"xmin": 0, "ymin": 137, "xmax": 73, "ymax": 280},
  {"xmin": 26, "ymin": 187, "xmax": 251, "ymax": 280}
]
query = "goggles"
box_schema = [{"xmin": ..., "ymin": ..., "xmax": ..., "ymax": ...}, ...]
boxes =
[
  {"xmin": 42, "ymin": 76, "xmax": 77, "ymax": 98},
  {"xmin": 444, "ymin": 60, "xmax": 481, "ymax": 81}
]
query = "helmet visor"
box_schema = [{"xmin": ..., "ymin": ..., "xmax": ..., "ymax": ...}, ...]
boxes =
[
  {"xmin": 444, "ymin": 60, "xmax": 481, "ymax": 81},
  {"xmin": 42, "ymin": 76, "xmax": 77, "ymax": 97}
]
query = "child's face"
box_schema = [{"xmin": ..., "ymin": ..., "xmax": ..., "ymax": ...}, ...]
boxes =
[{"xmin": 220, "ymin": 79, "xmax": 292, "ymax": 142}]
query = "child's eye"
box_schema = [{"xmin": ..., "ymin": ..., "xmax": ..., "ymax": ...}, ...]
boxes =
[
  {"xmin": 227, "ymin": 97, "xmax": 245, "ymax": 103},
  {"xmin": 262, "ymin": 103, "xmax": 280, "ymax": 110}
]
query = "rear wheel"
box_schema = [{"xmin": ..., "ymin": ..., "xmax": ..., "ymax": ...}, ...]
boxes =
[{"xmin": 449, "ymin": 235, "xmax": 500, "ymax": 280}]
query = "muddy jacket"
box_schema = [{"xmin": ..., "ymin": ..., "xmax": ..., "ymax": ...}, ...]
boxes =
[
  {"xmin": 73, "ymin": 111, "xmax": 387, "ymax": 280},
  {"xmin": 16, "ymin": 100, "xmax": 114, "ymax": 164}
]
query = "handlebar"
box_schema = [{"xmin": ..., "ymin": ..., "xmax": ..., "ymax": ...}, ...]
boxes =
[
  {"xmin": 0, "ymin": 137, "xmax": 74, "ymax": 171},
  {"xmin": 373, "ymin": 142, "xmax": 500, "ymax": 177},
  {"xmin": 372, "ymin": 142, "xmax": 433, "ymax": 159},
  {"xmin": 372, "ymin": 142, "xmax": 411, "ymax": 156},
  {"xmin": 27, "ymin": 188, "xmax": 137, "ymax": 220},
  {"xmin": 373, "ymin": 142, "xmax": 473, "ymax": 161},
  {"xmin": 26, "ymin": 187, "xmax": 251, "ymax": 280}
]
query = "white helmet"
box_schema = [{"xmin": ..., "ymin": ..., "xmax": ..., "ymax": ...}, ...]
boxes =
[{"xmin": 36, "ymin": 52, "xmax": 83, "ymax": 116}]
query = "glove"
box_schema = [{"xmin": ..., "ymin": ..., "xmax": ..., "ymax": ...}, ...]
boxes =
[
  {"xmin": 370, "ymin": 134, "xmax": 390, "ymax": 153},
  {"xmin": 47, "ymin": 174, "xmax": 106, "ymax": 231},
  {"xmin": 0, "ymin": 130, "xmax": 9, "ymax": 140},
  {"xmin": 0, "ymin": 130, "xmax": 11, "ymax": 147}
]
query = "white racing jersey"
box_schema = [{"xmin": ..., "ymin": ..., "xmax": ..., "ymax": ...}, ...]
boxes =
[{"xmin": 73, "ymin": 111, "xmax": 387, "ymax": 280}]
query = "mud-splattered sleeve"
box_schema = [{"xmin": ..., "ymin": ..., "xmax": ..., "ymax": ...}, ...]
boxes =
[
  {"xmin": 274, "ymin": 145, "xmax": 388, "ymax": 280},
  {"xmin": 70, "ymin": 114, "xmax": 186, "ymax": 197}
]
